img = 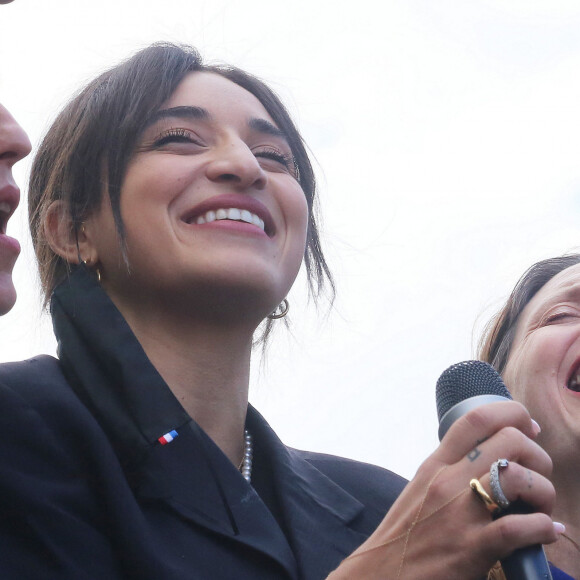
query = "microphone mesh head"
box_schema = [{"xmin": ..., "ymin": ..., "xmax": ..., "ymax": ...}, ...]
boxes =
[{"xmin": 436, "ymin": 360, "xmax": 512, "ymax": 422}]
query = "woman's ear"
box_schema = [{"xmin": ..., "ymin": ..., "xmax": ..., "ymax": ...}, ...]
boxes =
[{"xmin": 43, "ymin": 201, "xmax": 98, "ymax": 265}]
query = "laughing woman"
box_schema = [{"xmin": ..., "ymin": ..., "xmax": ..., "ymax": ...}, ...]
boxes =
[
  {"xmin": 480, "ymin": 254, "xmax": 580, "ymax": 580},
  {"xmin": 0, "ymin": 43, "xmax": 561, "ymax": 579}
]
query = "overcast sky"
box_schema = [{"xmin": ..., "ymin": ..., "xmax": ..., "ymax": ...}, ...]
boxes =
[{"xmin": 2, "ymin": 0, "xmax": 580, "ymax": 479}]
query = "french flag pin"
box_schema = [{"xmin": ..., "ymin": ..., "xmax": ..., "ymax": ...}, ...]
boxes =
[{"xmin": 158, "ymin": 430, "xmax": 179, "ymax": 445}]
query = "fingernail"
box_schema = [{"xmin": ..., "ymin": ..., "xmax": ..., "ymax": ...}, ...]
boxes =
[
  {"xmin": 553, "ymin": 522, "xmax": 566, "ymax": 534},
  {"xmin": 531, "ymin": 419, "xmax": 541, "ymax": 434}
]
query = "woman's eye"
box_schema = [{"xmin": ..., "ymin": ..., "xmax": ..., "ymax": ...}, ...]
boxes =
[
  {"xmin": 254, "ymin": 147, "xmax": 296, "ymax": 174},
  {"xmin": 152, "ymin": 128, "xmax": 202, "ymax": 148},
  {"xmin": 544, "ymin": 311, "xmax": 577, "ymax": 325}
]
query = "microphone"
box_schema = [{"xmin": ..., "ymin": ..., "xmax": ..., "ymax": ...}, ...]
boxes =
[{"xmin": 436, "ymin": 360, "xmax": 553, "ymax": 580}]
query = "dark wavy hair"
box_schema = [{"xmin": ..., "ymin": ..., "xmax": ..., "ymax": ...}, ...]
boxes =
[
  {"xmin": 29, "ymin": 42, "xmax": 334, "ymax": 320},
  {"xmin": 478, "ymin": 254, "xmax": 580, "ymax": 373}
]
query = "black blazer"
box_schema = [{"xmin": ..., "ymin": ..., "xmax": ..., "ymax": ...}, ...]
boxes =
[{"xmin": 0, "ymin": 268, "xmax": 407, "ymax": 579}]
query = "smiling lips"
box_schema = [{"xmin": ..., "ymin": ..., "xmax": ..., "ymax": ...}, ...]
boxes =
[
  {"xmin": 0, "ymin": 198, "xmax": 18, "ymax": 238},
  {"xmin": 0, "ymin": 181, "xmax": 20, "ymax": 237},
  {"xmin": 0, "ymin": 194, "xmax": 20, "ymax": 255},
  {"xmin": 182, "ymin": 194, "xmax": 274, "ymax": 237},
  {"xmin": 192, "ymin": 207, "xmax": 265, "ymax": 232}
]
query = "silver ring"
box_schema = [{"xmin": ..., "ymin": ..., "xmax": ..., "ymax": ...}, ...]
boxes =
[{"xmin": 489, "ymin": 458, "xmax": 510, "ymax": 511}]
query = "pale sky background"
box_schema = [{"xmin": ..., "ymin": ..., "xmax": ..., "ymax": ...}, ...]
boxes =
[{"xmin": 2, "ymin": 0, "xmax": 580, "ymax": 480}]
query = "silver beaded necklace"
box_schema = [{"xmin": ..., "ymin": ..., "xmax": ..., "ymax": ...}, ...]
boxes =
[{"xmin": 238, "ymin": 429, "xmax": 253, "ymax": 483}]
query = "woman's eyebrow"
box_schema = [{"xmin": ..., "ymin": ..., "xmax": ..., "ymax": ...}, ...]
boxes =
[
  {"xmin": 534, "ymin": 285, "xmax": 580, "ymax": 317},
  {"xmin": 144, "ymin": 108, "xmax": 290, "ymax": 145},
  {"xmin": 248, "ymin": 117, "xmax": 289, "ymax": 143},
  {"xmin": 145, "ymin": 106, "xmax": 210, "ymax": 127},
  {"xmin": 558, "ymin": 284, "xmax": 580, "ymax": 304}
]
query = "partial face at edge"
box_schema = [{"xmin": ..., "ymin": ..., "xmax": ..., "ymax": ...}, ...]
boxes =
[
  {"xmin": 82, "ymin": 72, "xmax": 309, "ymax": 321},
  {"xmin": 503, "ymin": 262, "xmax": 580, "ymax": 461},
  {"xmin": 0, "ymin": 103, "xmax": 32, "ymax": 315}
]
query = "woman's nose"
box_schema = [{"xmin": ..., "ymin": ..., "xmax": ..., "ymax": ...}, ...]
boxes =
[
  {"xmin": 205, "ymin": 141, "xmax": 266, "ymax": 190},
  {"xmin": 0, "ymin": 105, "xmax": 32, "ymax": 165}
]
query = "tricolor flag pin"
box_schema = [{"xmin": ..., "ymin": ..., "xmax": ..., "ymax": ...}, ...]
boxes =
[{"xmin": 158, "ymin": 430, "xmax": 179, "ymax": 445}]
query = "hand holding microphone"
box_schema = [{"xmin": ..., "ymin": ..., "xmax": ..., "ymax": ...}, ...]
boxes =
[
  {"xmin": 437, "ymin": 360, "xmax": 554, "ymax": 580},
  {"xmin": 329, "ymin": 361, "xmax": 559, "ymax": 580}
]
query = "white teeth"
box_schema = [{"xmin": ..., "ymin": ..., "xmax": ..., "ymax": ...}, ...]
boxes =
[
  {"xmin": 227, "ymin": 208, "xmax": 241, "ymax": 220},
  {"xmin": 0, "ymin": 202, "xmax": 10, "ymax": 214},
  {"xmin": 251, "ymin": 213, "xmax": 265, "ymax": 230},
  {"xmin": 193, "ymin": 207, "xmax": 265, "ymax": 231}
]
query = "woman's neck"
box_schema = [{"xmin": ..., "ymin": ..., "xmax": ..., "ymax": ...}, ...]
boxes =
[{"xmin": 118, "ymin": 300, "xmax": 256, "ymax": 467}]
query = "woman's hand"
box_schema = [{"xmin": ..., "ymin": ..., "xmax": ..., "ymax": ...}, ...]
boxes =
[{"xmin": 328, "ymin": 401, "xmax": 560, "ymax": 580}]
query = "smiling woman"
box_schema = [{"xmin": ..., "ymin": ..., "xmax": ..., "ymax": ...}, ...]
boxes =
[
  {"xmin": 0, "ymin": 42, "xmax": 563, "ymax": 579},
  {"xmin": 29, "ymin": 45, "xmax": 329, "ymax": 316},
  {"xmin": 57, "ymin": 71, "xmax": 309, "ymax": 334}
]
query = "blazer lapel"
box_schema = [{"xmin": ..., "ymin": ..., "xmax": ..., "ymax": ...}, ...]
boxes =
[
  {"xmin": 136, "ymin": 412, "xmax": 369, "ymax": 579},
  {"xmin": 247, "ymin": 407, "xmax": 372, "ymax": 579},
  {"xmin": 278, "ymin": 450, "xmax": 371, "ymax": 577},
  {"xmin": 132, "ymin": 420, "xmax": 299, "ymax": 578}
]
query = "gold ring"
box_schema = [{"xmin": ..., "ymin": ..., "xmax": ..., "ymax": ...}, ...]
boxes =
[{"xmin": 470, "ymin": 478, "xmax": 500, "ymax": 515}]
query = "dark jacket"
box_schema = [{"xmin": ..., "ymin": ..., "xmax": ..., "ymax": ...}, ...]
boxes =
[{"xmin": 0, "ymin": 267, "xmax": 406, "ymax": 579}]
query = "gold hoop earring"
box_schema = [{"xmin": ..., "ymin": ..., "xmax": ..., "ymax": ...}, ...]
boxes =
[
  {"xmin": 267, "ymin": 298, "xmax": 289, "ymax": 320},
  {"xmin": 82, "ymin": 258, "xmax": 101, "ymax": 282},
  {"xmin": 82, "ymin": 258, "xmax": 101, "ymax": 283}
]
